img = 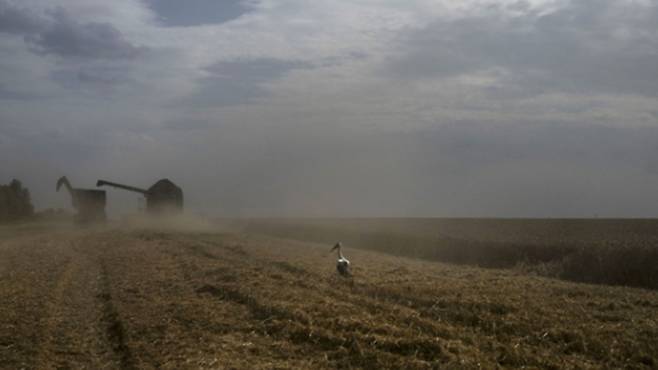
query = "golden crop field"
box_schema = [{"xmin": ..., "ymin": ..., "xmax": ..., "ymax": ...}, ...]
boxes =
[{"xmin": 0, "ymin": 220, "xmax": 657, "ymax": 369}]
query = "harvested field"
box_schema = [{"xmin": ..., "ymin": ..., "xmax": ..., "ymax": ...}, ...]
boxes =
[{"xmin": 1, "ymin": 222, "xmax": 657, "ymax": 369}]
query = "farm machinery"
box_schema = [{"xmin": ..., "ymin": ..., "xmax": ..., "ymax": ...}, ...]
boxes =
[
  {"xmin": 96, "ymin": 178, "xmax": 183, "ymax": 215},
  {"xmin": 56, "ymin": 176, "xmax": 107, "ymax": 223}
]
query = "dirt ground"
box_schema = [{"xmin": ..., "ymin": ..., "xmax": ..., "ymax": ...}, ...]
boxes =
[{"xmin": 0, "ymin": 225, "xmax": 656, "ymax": 369}]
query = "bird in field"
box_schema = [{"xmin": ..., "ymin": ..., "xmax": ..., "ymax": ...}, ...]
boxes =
[{"xmin": 330, "ymin": 242, "xmax": 351, "ymax": 277}]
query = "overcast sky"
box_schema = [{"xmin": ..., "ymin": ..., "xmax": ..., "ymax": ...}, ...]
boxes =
[{"xmin": 1, "ymin": 0, "xmax": 658, "ymax": 217}]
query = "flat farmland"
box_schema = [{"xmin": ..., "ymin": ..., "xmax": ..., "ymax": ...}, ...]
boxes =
[
  {"xmin": 239, "ymin": 218, "xmax": 658, "ymax": 289},
  {"xmin": 0, "ymin": 222, "xmax": 657, "ymax": 369}
]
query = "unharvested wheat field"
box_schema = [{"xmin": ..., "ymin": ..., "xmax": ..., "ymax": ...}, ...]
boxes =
[{"xmin": 1, "ymin": 222, "xmax": 657, "ymax": 369}]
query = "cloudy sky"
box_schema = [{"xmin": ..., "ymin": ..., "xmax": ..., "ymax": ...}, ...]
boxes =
[{"xmin": 1, "ymin": 0, "xmax": 658, "ymax": 217}]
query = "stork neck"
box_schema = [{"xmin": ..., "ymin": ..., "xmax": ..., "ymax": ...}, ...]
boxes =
[{"xmin": 336, "ymin": 247, "xmax": 345, "ymax": 259}]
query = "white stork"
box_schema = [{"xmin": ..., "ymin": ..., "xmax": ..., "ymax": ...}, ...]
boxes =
[{"xmin": 330, "ymin": 242, "xmax": 351, "ymax": 277}]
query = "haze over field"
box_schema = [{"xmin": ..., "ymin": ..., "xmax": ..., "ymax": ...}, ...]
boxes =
[{"xmin": 1, "ymin": 0, "xmax": 658, "ymax": 217}]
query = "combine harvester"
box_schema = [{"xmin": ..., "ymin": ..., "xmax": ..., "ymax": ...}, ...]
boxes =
[
  {"xmin": 56, "ymin": 176, "xmax": 106, "ymax": 223},
  {"xmin": 96, "ymin": 178, "xmax": 183, "ymax": 215}
]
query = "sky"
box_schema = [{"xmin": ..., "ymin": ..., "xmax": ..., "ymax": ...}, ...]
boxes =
[{"xmin": 1, "ymin": 0, "xmax": 658, "ymax": 217}]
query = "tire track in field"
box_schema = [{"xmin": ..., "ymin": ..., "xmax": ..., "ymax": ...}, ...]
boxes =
[
  {"xmin": 180, "ymin": 236, "xmax": 530, "ymax": 364},
  {"xmin": 186, "ymin": 238, "xmax": 468, "ymax": 337},
  {"xmin": 123, "ymin": 233, "xmax": 324, "ymax": 368},
  {"xmin": 175, "ymin": 235, "xmax": 527, "ymax": 366},
  {"xmin": 98, "ymin": 260, "xmax": 135, "ymax": 370},
  {"xmin": 161, "ymin": 238, "xmax": 417, "ymax": 363},
  {"xmin": 194, "ymin": 280, "xmax": 448, "ymax": 365},
  {"xmin": 171, "ymin": 237, "xmax": 451, "ymax": 365},
  {"xmin": 199, "ymin": 238, "xmax": 515, "ymax": 339},
  {"xmin": 216, "ymin": 239, "xmax": 532, "ymax": 365},
  {"xmin": 33, "ymin": 255, "xmax": 77, "ymax": 368},
  {"xmin": 30, "ymin": 238, "xmax": 129, "ymax": 369}
]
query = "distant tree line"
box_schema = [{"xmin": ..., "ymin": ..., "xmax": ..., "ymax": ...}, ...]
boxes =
[{"xmin": 0, "ymin": 179, "xmax": 34, "ymax": 222}]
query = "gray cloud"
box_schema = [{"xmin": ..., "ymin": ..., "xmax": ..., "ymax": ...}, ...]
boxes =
[
  {"xmin": 3, "ymin": 0, "xmax": 658, "ymax": 217},
  {"xmin": 145, "ymin": 0, "xmax": 250, "ymax": 27},
  {"xmin": 0, "ymin": 1, "xmax": 146, "ymax": 59},
  {"xmin": 389, "ymin": 0, "xmax": 658, "ymax": 97},
  {"xmin": 0, "ymin": 1, "xmax": 44, "ymax": 34},
  {"xmin": 50, "ymin": 64, "xmax": 137, "ymax": 92},
  {"xmin": 0, "ymin": 83, "xmax": 41, "ymax": 100},
  {"xmin": 30, "ymin": 8, "xmax": 146, "ymax": 59}
]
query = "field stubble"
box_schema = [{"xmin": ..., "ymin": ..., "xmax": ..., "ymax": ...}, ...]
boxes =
[{"xmin": 0, "ymin": 221, "xmax": 656, "ymax": 368}]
